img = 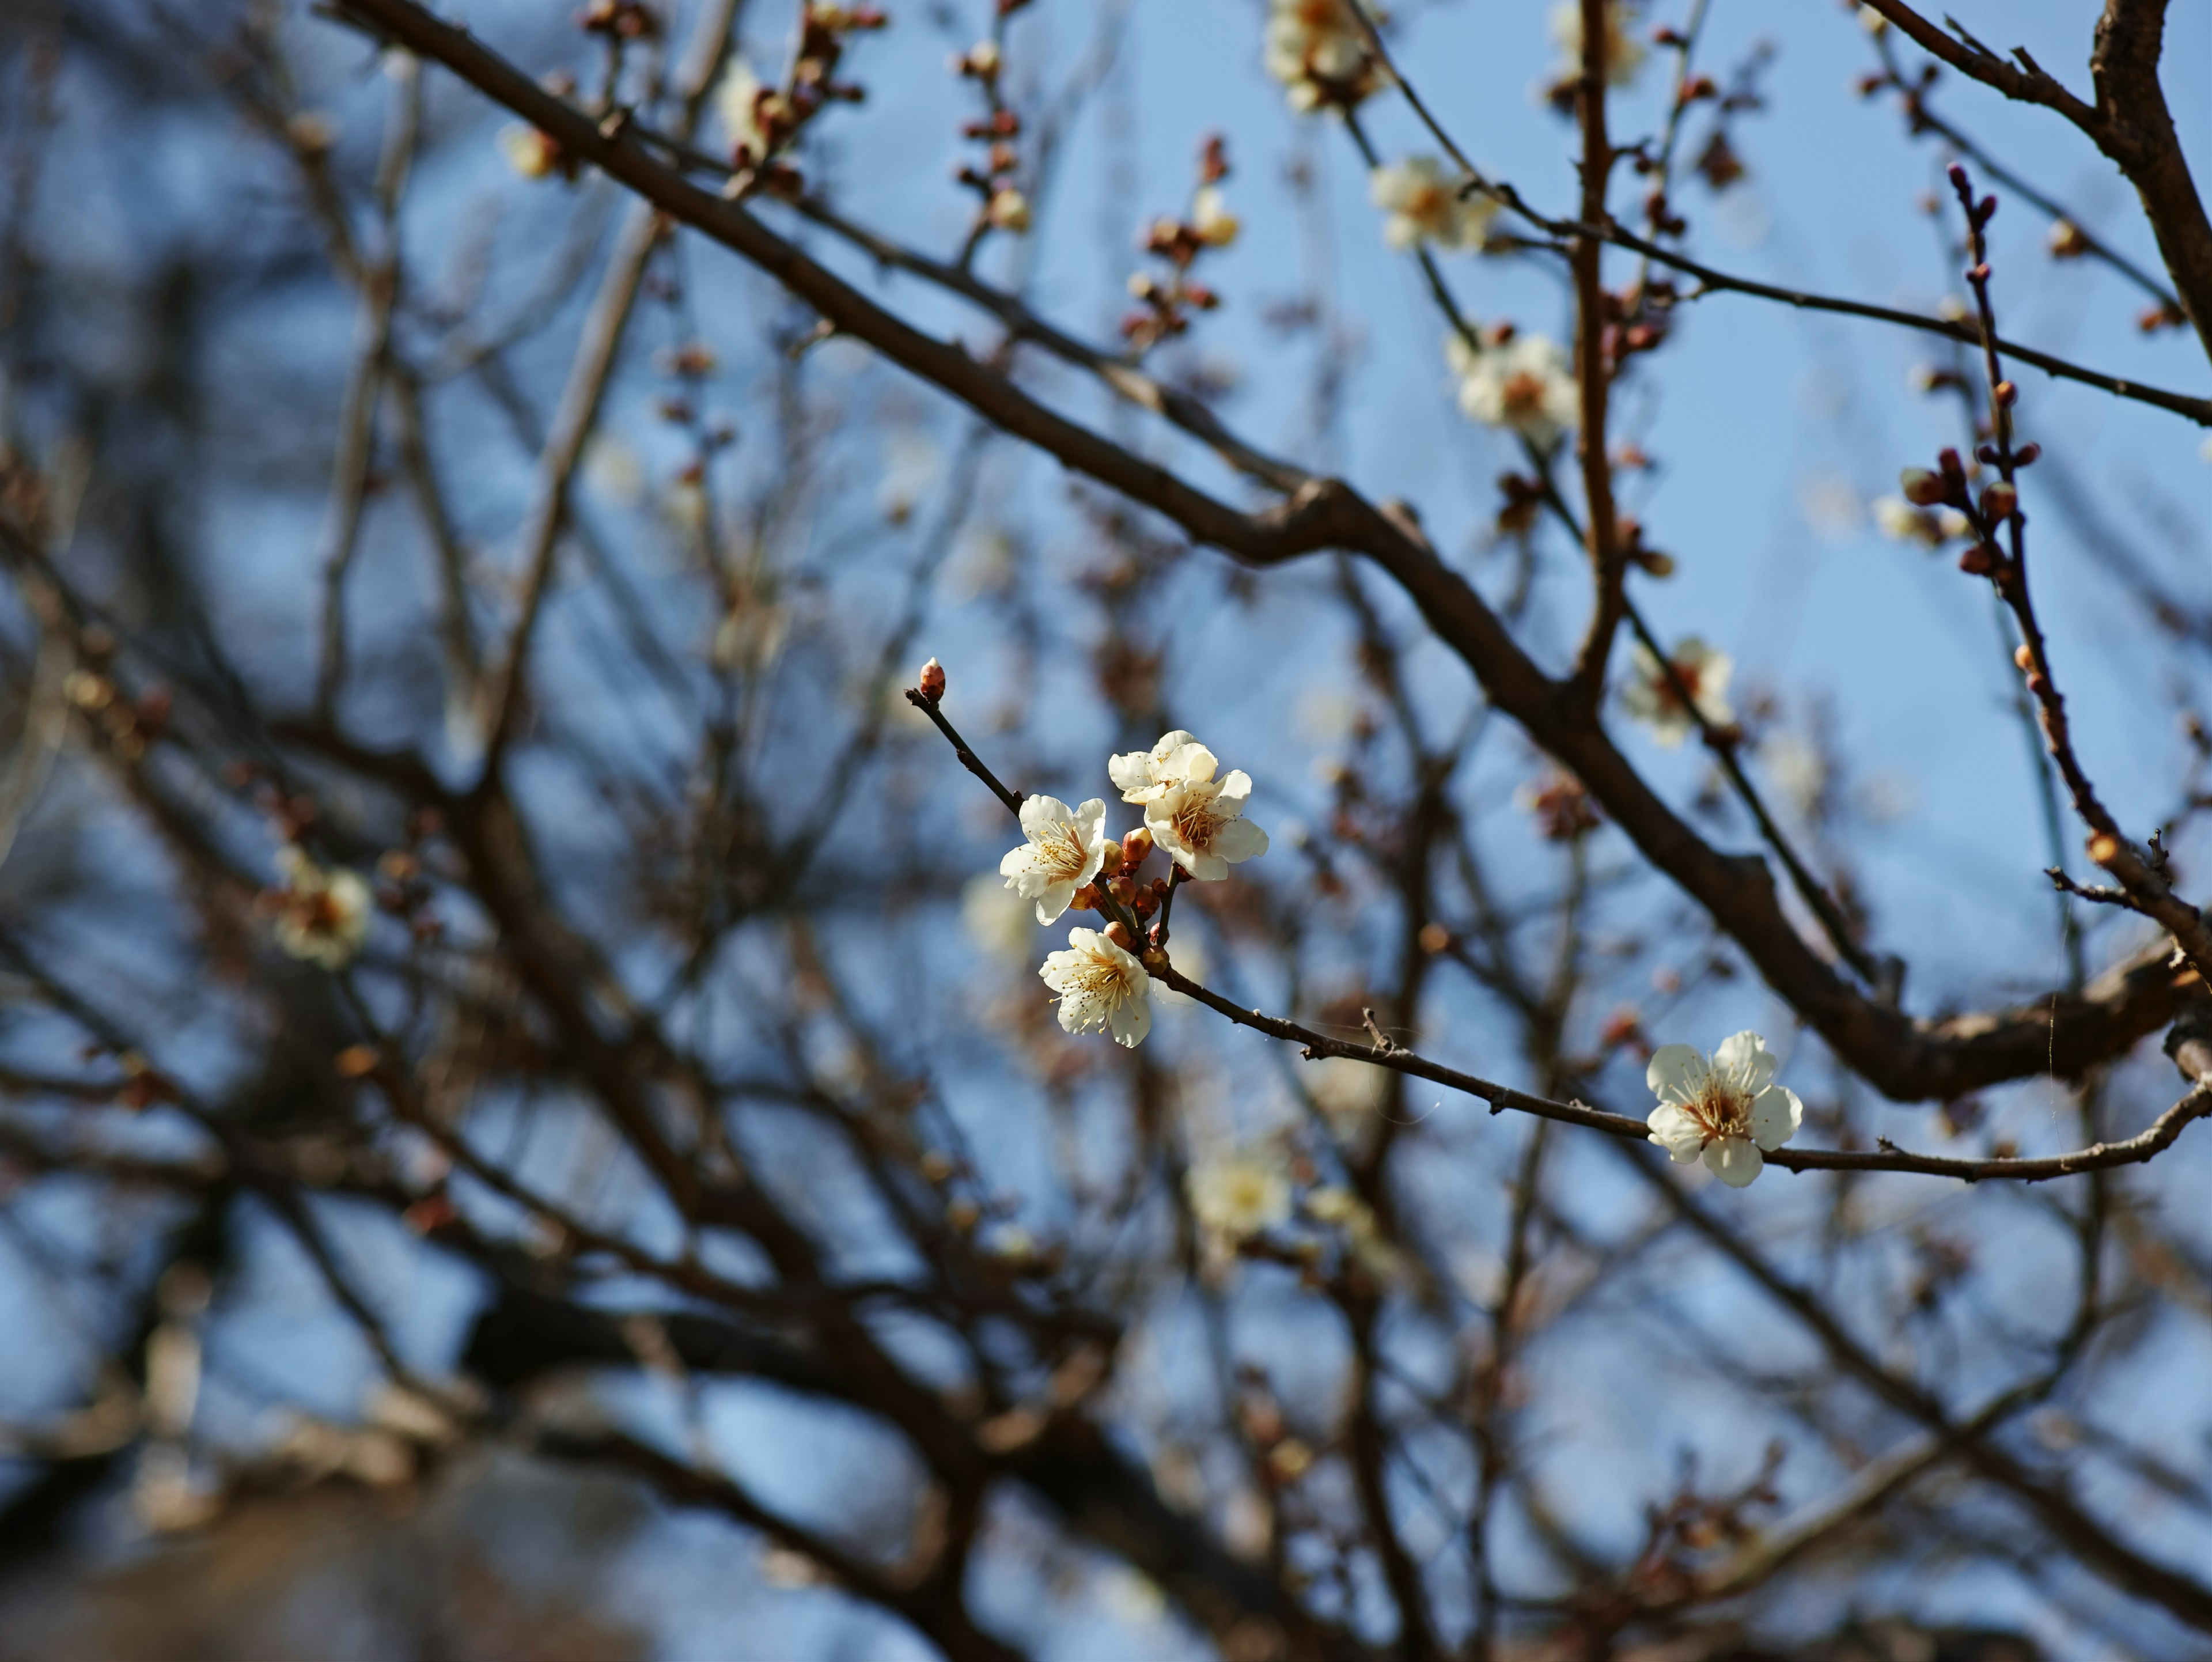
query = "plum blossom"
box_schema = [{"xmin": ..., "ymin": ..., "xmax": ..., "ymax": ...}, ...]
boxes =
[
  {"xmin": 1040, "ymin": 927, "xmax": 1152, "ymax": 1047},
  {"xmin": 1549, "ymin": 0, "xmax": 1646, "ymax": 86},
  {"xmin": 1263, "ymin": 0, "xmax": 1383, "ymax": 113},
  {"xmin": 1370, "ymin": 157, "xmax": 1495, "ymax": 253},
  {"xmin": 1187, "ymin": 1148, "xmax": 1291, "ymax": 1242},
  {"xmin": 1450, "ymin": 332, "xmax": 1579, "ymax": 449},
  {"xmin": 1001, "ymin": 795, "xmax": 1111, "ymax": 924},
  {"xmin": 1872, "ymin": 495, "xmax": 1972, "ymax": 547},
  {"xmin": 270, "ymin": 847, "xmax": 373, "ymax": 971},
  {"xmin": 1645, "ymin": 1031, "xmax": 1802, "ymax": 1187},
  {"xmin": 1111, "ymin": 734, "xmax": 1268, "ymax": 881},
  {"xmin": 1619, "ymin": 637, "xmax": 1733, "ymax": 747},
  {"xmin": 714, "ymin": 58, "xmax": 775, "ymax": 166}
]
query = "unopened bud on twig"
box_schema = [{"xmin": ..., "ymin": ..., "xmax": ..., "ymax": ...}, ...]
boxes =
[
  {"xmin": 918, "ymin": 657, "xmax": 946, "ymax": 703},
  {"xmin": 1899, "ymin": 467, "xmax": 1946, "ymax": 506},
  {"xmin": 1103, "ymin": 920, "xmax": 1134, "ymax": 951},
  {"xmin": 2087, "ymin": 831, "xmax": 2122, "ymax": 867},
  {"xmin": 1070, "ymin": 883, "xmax": 1100, "ymax": 912},
  {"xmin": 1958, "ymin": 544, "xmax": 1999, "ymax": 577},
  {"xmin": 1981, "ymin": 481, "xmax": 2018, "ymax": 522},
  {"xmin": 1993, "ymin": 379, "xmax": 2017, "ymax": 408},
  {"xmin": 1937, "ymin": 447, "xmax": 1966, "ymax": 485},
  {"xmin": 2013, "ymin": 644, "xmax": 2035, "ymax": 672},
  {"xmin": 2015, "ymin": 442, "xmax": 2041, "ymax": 467},
  {"xmin": 1120, "ymin": 827, "xmax": 1153, "ymax": 868}
]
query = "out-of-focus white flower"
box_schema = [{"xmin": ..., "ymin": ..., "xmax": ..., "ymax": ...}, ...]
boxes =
[
  {"xmin": 270, "ymin": 847, "xmax": 372, "ymax": 970},
  {"xmin": 1857, "ymin": 3, "xmax": 1888, "ymax": 34},
  {"xmin": 1619, "ymin": 637, "xmax": 1733, "ymax": 747},
  {"xmin": 1001, "ymin": 794, "xmax": 1111, "ymax": 924},
  {"xmin": 1190, "ymin": 185, "xmax": 1240, "ymax": 248},
  {"xmin": 1645, "ymin": 1031, "xmax": 1802, "ymax": 1187},
  {"xmin": 1370, "ymin": 157, "xmax": 1495, "ymax": 253},
  {"xmin": 1549, "ymin": 0, "xmax": 1646, "ymax": 86},
  {"xmin": 1041, "ymin": 926, "xmax": 1152, "ymax": 1047},
  {"xmin": 581, "ymin": 434, "xmax": 645, "ymax": 505},
  {"xmin": 963, "ymin": 872, "xmax": 1035, "ymax": 965},
  {"xmin": 1187, "ymin": 1147, "xmax": 1291, "ymax": 1241},
  {"xmin": 498, "ymin": 125, "xmax": 560, "ymax": 180},
  {"xmin": 1451, "ymin": 332, "xmax": 1580, "ymax": 449},
  {"xmin": 1135, "ymin": 740, "xmax": 1269, "ymax": 881},
  {"xmin": 714, "ymin": 58, "xmax": 772, "ymax": 165},
  {"xmin": 1264, "ymin": 0, "xmax": 1382, "ymax": 113},
  {"xmin": 1761, "ymin": 731, "xmax": 1827, "ymax": 820},
  {"xmin": 1872, "ymin": 495, "xmax": 1971, "ymax": 546},
  {"xmin": 987, "ymin": 187, "xmax": 1032, "ymax": 233}
]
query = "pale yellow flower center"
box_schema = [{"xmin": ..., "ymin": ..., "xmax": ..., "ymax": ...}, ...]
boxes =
[
  {"xmin": 1169, "ymin": 793, "xmax": 1228, "ymax": 854},
  {"xmin": 1063, "ymin": 953, "xmax": 1134, "ymax": 1007},
  {"xmin": 1679, "ymin": 1078, "xmax": 1753, "ymax": 1146},
  {"xmin": 1403, "ymin": 181, "xmax": 1448, "ymax": 225},
  {"xmin": 1500, "ymin": 369, "xmax": 1550, "ymax": 419},
  {"xmin": 1037, "ymin": 822, "xmax": 1091, "ymax": 882}
]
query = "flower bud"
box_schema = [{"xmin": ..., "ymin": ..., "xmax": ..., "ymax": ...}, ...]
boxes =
[
  {"xmin": 1899, "ymin": 467, "xmax": 1946, "ymax": 506},
  {"xmin": 1097, "ymin": 841, "xmax": 1124, "ymax": 875},
  {"xmin": 1993, "ymin": 379, "xmax": 2017, "ymax": 408},
  {"xmin": 1132, "ymin": 887, "xmax": 1158, "ymax": 918},
  {"xmin": 1070, "ymin": 883, "xmax": 1100, "ymax": 912},
  {"xmin": 1981, "ymin": 481, "xmax": 2018, "ymax": 521},
  {"xmin": 918, "ymin": 656, "xmax": 946, "ymax": 702},
  {"xmin": 2087, "ymin": 831, "xmax": 2121, "ymax": 866},
  {"xmin": 2013, "ymin": 644, "xmax": 2035, "ymax": 672},
  {"xmin": 1107, "ymin": 872, "xmax": 1137, "ymax": 906},
  {"xmin": 1957, "ymin": 544, "xmax": 1998, "ymax": 577},
  {"xmin": 1103, "ymin": 920, "xmax": 1135, "ymax": 951},
  {"xmin": 1120, "ymin": 827, "xmax": 1153, "ymax": 868},
  {"xmin": 2015, "ymin": 442, "xmax": 2041, "ymax": 467},
  {"xmin": 1937, "ymin": 447, "xmax": 1966, "ymax": 484}
]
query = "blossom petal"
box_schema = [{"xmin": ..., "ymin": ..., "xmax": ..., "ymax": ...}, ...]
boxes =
[
  {"xmin": 1177, "ymin": 846, "xmax": 1230, "ymax": 882},
  {"xmin": 1214, "ymin": 770, "xmax": 1253, "ymax": 813},
  {"xmin": 1211, "ymin": 817, "xmax": 1269, "ymax": 865},
  {"xmin": 1018, "ymin": 794, "xmax": 1073, "ymax": 837},
  {"xmin": 1705, "ymin": 1137, "xmax": 1764, "ymax": 1187},
  {"xmin": 1033, "ymin": 880, "xmax": 1076, "ymax": 925},
  {"xmin": 1749, "ymin": 1085, "xmax": 1802, "ymax": 1151},
  {"xmin": 1646, "ymin": 1044, "xmax": 1709, "ymax": 1106},
  {"xmin": 1711, "ymin": 1030, "xmax": 1776, "ymax": 1095},
  {"xmin": 1110, "ymin": 992, "xmax": 1152, "ymax": 1048},
  {"xmin": 1646, "ymin": 1103, "xmax": 1705, "ymax": 1164},
  {"xmin": 1165, "ymin": 742, "xmax": 1218, "ymax": 786}
]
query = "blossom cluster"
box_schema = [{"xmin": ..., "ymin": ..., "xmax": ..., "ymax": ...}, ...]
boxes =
[
  {"xmin": 1263, "ymin": 0, "xmax": 1384, "ymax": 113},
  {"xmin": 1448, "ymin": 329, "xmax": 1579, "ymax": 449},
  {"xmin": 1123, "ymin": 137, "xmax": 1240, "ymax": 353},
  {"xmin": 992, "ymin": 724, "xmax": 1268, "ymax": 1049}
]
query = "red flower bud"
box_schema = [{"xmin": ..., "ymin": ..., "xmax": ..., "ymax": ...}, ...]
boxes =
[
  {"xmin": 1899, "ymin": 467, "xmax": 1946, "ymax": 506},
  {"xmin": 918, "ymin": 657, "xmax": 946, "ymax": 703},
  {"xmin": 1981, "ymin": 481, "xmax": 2018, "ymax": 521},
  {"xmin": 1121, "ymin": 827, "xmax": 1154, "ymax": 868}
]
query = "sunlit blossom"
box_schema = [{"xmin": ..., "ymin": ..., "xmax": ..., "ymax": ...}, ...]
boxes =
[
  {"xmin": 270, "ymin": 847, "xmax": 373, "ymax": 971},
  {"xmin": 1263, "ymin": 0, "xmax": 1383, "ymax": 113},
  {"xmin": 1191, "ymin": 186, "xmax": 1240, "ymax": 248},
  {"xmin": 1370, "ymin": 157, "xmax": 1495, "ymax": 253},
  {"xmin": 1450, "ymin": 332, "xmax": 1580, "ymax": 448},
  {"xmin": 1040, "ymin": 926, "xmax": 1152, "ymax": 1047},
  {"xmin": 714, "ymin": 58, "xmax": 774, "ymax": 166},
  {"xmin": 1113, "ymin": 736, "xmax": 1269, "ymax": 881},
  {"xmin": 1001, "ymin": 795, "xmax": 1111, "ymax": 923},
  {"xmin": 1645, "ymin": 1031, "xmax": 1802, "ymax": 1187},
  {"xmin": 1619, "ymin": 637, "xmax": 1733, "ymax": 747}
]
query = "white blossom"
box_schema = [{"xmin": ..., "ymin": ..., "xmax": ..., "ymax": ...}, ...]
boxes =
[
  {"xmin": 1872, "ymin": 496, "xmax": 1972, "ymax": 546},
  {"xmin": 714, "ymin": 58, "xmax": 773, "ymax": 166},
  {"xmin": 1370, "ymin": 157, "xmax": 1495, "ymax": 253},
  {"xmin": 1645, "ymin": 1031, "xmax": 1802, "ymax": 1187},
  {"xmin": 1619, "ymin": 637, "xmax": 1733, "ymax": 747},
  {"xmin": 1000, "ymin": 795, "xmax": 1111, "ymax": 923},
  {"xmin": 1040, "ymin": 926, "xmax": 1152, "ymax": 1047},
  {"xmin": 1451, "ymin": 332, "xmax": 1580, "ymax": 449},
  {"xmin": 1187, "ymin": 1148, "xmax": 1291, "ymax": 1241},
  {"xmin": 498, "ymin": 125, "xmax": 559, "ymax": 180},
  {"xmin": 1263, "ymin": 0, "xmax": 1382, "ymax": 113},
  {"xmin": 270, "ymin": 847, "xmax": 372, "ymax": 971},
  {"xmin": 1549, "ymin": 0, "xmax": 1646, "ymax": 86},
  {"xmin": 1190, "ymin": 186, "xmax": 1240, "ymax": 248},
  {"xmin": 1113, "ymin": 736, "xmax": 1269, "ymax": 881}
]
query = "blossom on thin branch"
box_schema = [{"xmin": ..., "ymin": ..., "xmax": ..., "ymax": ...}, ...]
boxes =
[
  {"xmin": 1370, "ymin": 157, "xmax": 1495, "ymax": 253},
  {"xmin": 1450, "ymin": 332, "xmax": 1579, "ymax": 448},
  {"xmin": 1111, "ymin": 733, "xmax": 1268, "ymax": 881},
  {"xmin": 268, "ymin": 847, "xmax": 373, "ymax": 971},
  {"xmin": 1040, "ymin": 926, "xmax": 1152, "ymax": 1047},
  {"xmin": 1264, "ymin": 0, "xmax": 1385, "ymax": 113},
  {"xmin": 1620, "ymin": 637, "xmax": 1733, "ymax": 747},
  {"xmin": 1001, "ymin": 794, "xmax": 1111, "ymax": 924},
  {"xmin": 1548, "ymin": 0, "xmax": 1646, "ymax": 88},
  {"xmin": 1645, "ymin": 1031, "xmax": 1802, "ymax": 1187}
]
